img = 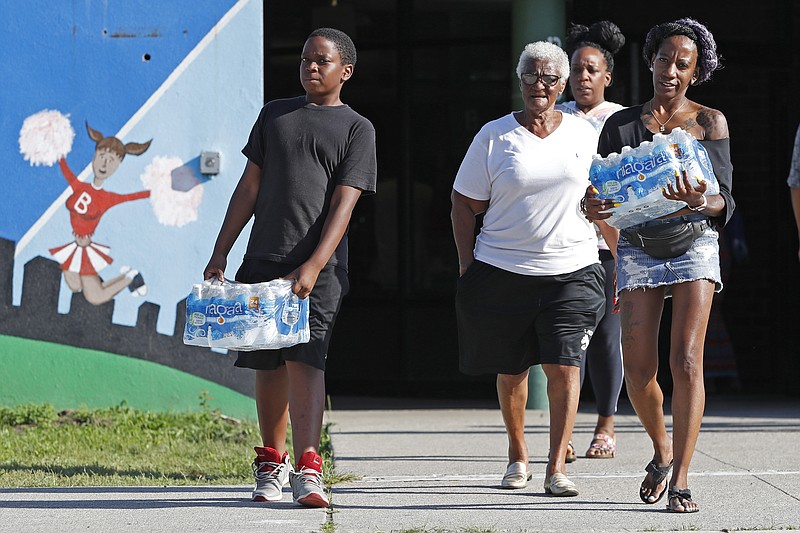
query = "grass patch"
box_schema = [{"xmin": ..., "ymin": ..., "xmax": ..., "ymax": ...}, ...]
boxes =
[
  {"xmin": 321, "ymin": 422, "xmax": 360, "ymax": 485},
  {"xmin": 0, "ymin": 402, "xmax": 261, "ymax": 487},
  {"xmin": 1, "ymin": 402, "xmax": 356, "ymax": 532},
  {"xmin": 0, "ymin": 402, "xmax": 353, "ymax": 490}
]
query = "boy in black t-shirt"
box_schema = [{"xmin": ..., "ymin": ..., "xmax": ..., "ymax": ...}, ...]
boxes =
[{"xmin": 204, "ymin": 28, "xmax": 376, "ymax": 508}]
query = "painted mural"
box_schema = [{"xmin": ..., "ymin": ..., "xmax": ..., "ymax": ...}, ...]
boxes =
[
  {"xmin": 0, "ymin": 0, "xmax": 263, "ymax": 419},
  {"xmin": 35, "ymin": 118, "xmax": 152, "ymax": 304}
]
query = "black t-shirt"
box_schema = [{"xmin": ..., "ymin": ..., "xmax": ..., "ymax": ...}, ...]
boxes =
[
  {"xmin": 598, "ymin": 105, "xmax": 735, "ymax": 227},
  {"xmin": 242, "ymin": 96, "xmax": 377, "ymax": 270}
]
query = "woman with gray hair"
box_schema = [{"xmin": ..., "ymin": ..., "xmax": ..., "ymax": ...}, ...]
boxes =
[{"xmin": 451, "ymin": 40, "xmax": 609, "ymax": 496}]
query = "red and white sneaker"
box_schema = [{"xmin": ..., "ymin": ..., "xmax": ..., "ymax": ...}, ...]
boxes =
[
  {"xmin": 251, "ymin": 446, "xmax": 292, "ymax": 502},
  {"xmin": 290, "ymin": 451, "xmax": 329, "ymax": 507}
]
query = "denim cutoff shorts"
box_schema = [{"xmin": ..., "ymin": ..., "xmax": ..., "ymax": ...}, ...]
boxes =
[{"xmin": 616, "ymin": 214, "xmax": 722, "ymax": 298}]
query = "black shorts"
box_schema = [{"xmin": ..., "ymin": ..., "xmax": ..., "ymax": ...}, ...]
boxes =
[
  {"xmin": 455, "ymin": 261, "xmax": 605, "ymax": 376},
  {"xmin": 233, "ymin": 259, "xmax": 349, "ymax": 371}
]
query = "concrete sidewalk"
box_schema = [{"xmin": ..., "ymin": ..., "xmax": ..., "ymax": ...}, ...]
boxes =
[
  {"xmin": 0, "ymin": 485, "xmax": 328, "ymax": 532},
  {"xmin": 0, "ymin": 396, "xmax": 798, "ymax": 532},
  {"xmin": 326, "ymin": 396, "xmax": 800, "ymax": 533}
]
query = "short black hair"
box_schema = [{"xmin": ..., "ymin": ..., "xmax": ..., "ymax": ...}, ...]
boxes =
[
  {"xmin": 642, "ymin": 17, "xmax": 721, "ymax": 85},
  {"xmin": 565, "ymin": 20, "xmax": 625, "ymax": 73},
  {"xmin": 307, "ymin": 27, "xmax": 357, "ymax": 66}
]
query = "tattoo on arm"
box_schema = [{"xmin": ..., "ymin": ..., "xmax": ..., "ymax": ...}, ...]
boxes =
[
  {"xmin": 695, "ymin": 109, "xmax": 713, "ymax": 130},
  {"xmin": 696, "ymin": 107, "xmax": 729, "ymax": 139}
]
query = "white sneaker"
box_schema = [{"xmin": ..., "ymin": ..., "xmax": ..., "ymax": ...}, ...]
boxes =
[
  {"xmin": 251, "ymin": 447, "xmax": 292, "ymax": 502},
  {"xmin": 544, "ymin": 472, "xmax": 579, "ymax": 496},
  {"xmin": 290, "ymin": 451, "xmax": 329, "ymax": 507},
  {"xmin": 501, "ymin": 461, "xmax": 532, "ymax": 489}
]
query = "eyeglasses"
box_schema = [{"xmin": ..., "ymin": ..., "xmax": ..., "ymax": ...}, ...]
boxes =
[{"xmin": 520, "ymin": 73, "xmax": 561, "ymax": 87}]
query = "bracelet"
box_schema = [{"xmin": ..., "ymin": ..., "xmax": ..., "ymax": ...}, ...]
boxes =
[
  {"xmin": 579, "ymin": 196, "xmax": 588, "ymax": 215},
  {"xmin": 688, "ymin": 195, "xmax": 707, "ymax": 212}
]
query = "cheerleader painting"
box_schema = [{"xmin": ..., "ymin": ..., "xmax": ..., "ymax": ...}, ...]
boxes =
[
  {"xmin": 19, "ymin": 109, "xmax": 206, "ymax": 309},
  {"xmin": 19, "ymin": 111, "xmax": 152, "ymax": 305}
]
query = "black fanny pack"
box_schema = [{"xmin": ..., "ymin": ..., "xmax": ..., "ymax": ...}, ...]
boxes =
[{"xmin": 621, "ymin": 219, "xmax": 708, "ymax": 259}]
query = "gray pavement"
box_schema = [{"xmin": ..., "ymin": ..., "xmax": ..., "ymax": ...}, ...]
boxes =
[
  {"xmin": 0, "ymin": 395, "xmax": 798, "ymax": 532},
  {"xmin": 325, "ymin": 396, "xmax": 800, "ymax": 533}
]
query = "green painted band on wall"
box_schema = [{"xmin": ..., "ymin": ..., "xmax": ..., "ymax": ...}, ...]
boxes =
[{"xmin": 0, "ymin": 335, "xmax": 256, "ymax": 421}]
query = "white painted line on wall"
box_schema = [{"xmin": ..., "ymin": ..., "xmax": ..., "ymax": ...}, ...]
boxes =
[{"xmin": 15, "ymin": 0, "xmax": 252, "ymax": 257}]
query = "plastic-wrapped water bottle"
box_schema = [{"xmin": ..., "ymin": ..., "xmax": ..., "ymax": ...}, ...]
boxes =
[
  {"xmin": 589, "ymin": 128, "xmax": 719, "ymax": 228},
  {"xmin": 281, "ymin": 297, "xmax": 301, "ymax": 327}
]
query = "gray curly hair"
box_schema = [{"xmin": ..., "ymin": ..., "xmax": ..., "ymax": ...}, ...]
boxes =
[{"xmin": 515, "ymin": 41, "xmax": 569, "ymax": 81}]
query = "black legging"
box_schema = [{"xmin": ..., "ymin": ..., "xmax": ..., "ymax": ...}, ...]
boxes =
[{"xmin": 580, "ymin": 251, "xmax": 624, "ymax": 417}]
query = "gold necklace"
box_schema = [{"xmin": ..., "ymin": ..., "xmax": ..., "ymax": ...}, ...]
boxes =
[{"xmin": 650, "ymin": 99, "xmax": 687, "ymax": 133}]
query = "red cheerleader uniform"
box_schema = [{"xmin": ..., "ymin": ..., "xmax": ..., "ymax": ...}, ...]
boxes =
[{"xmin": 49, "ymin": 158, "xmax": 150, "ymax": 276}]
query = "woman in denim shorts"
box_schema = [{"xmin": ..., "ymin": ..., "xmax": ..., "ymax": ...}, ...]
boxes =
[{"xmin": 584, "ymin": 18, "xmax": 734, "ymax": 513}]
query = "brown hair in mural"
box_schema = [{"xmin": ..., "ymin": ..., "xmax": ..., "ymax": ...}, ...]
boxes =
[{"xmin": 48, "ymin": 122, "xmax": 153, "ymax": 305}]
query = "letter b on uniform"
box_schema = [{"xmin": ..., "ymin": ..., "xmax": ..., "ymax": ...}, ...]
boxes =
[{"xmin": 73, "ymin": 192, "xmax": 93, "ymax": 214}]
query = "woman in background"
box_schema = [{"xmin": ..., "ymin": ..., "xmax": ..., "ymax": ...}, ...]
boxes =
[{"xmin": 556, "ymin": 20, "xmax": 626, "ymax": 462}]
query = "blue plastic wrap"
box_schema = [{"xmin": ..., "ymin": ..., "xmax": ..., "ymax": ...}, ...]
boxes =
[
  {"xmin": 589, "ymin": 128, "xmax": 719, "ymax": 229},
  {"xmin": 183, "ymin": 279, "xmax": 310, "ymax": 351}
]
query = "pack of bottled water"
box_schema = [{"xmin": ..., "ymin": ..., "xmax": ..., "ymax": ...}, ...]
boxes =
[
  {"xmin": 183, "ymin": 279, "xmax": 310, "ymax": 351},
  {"xmin": 589, "ymin": 128, "xmax": 719, "ymax": 229}
]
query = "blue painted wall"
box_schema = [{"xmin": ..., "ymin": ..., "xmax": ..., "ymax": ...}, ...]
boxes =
[{"xmin": 0, "ymin": 0, "xmax": 263, "ymax": 412}]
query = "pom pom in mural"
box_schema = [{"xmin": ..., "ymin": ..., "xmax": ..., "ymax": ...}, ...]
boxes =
[
  {"xmin": 19, "ymin": 109, "xmax": 75, "ymax": 166},
  {"xmin": 140, "ymin": 156, "xmax": 203, "ymax": 227}
]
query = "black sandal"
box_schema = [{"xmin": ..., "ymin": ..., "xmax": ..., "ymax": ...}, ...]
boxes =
[
  {"xmin": 667, "ymin": 487, "xmax": 699, "ymax": 513},
  {"xmin": 639, "ymin": 459, "xmax": 673, "ymax": 504}
]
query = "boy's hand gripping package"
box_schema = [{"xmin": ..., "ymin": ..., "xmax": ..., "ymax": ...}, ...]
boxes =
[
  {"xmin": 589, "ymin": 128, "xmax": 719, "ymax": 229},
  {"xmin": 183, "ymin": 279, "xmax": 310, "ymax": 351}
]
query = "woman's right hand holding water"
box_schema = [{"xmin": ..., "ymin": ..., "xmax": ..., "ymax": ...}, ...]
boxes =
[{"xmin": 581, "ymin": 185, "xmax": 616, "ymax": 222}]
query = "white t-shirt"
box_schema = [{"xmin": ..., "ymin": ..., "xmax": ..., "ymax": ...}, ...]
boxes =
[
  {"xmin": 556, "ymin": 100, "xmax": 625, "ymax": 252},
  {"xmin": 453, "ymin": 112, "xmax": 599, "ymax": 276},
  {"xmin": 556, "ymin": 100, "xmax": 624, "ymax": 134}
]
